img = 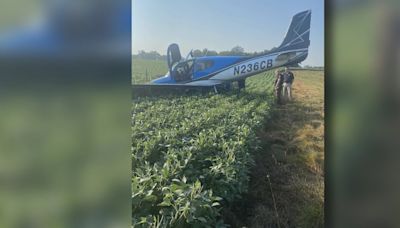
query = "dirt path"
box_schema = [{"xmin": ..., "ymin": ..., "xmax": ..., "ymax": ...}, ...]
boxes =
[{"xmin": 225, "ymin": 71, "xmax": 324, "ymax": 227}]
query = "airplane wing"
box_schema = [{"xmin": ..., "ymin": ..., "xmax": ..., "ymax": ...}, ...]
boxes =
[
  {"xmin": 185, "ymin": 80, "xmax": 224, "ymax": 86},
  {"xmin": 132, "ymin": 80, "xmax": 224, "ymax": 97}
]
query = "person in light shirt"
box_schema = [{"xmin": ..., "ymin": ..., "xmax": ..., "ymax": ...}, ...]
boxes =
[{"xmin": 282, "ymin": 67, "xmax": 295, "ymax": 102}]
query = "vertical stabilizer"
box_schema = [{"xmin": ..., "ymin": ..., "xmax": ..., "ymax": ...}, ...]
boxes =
[{"xmin": 277, "ymin": 10, "xmax": 311, "ymax": 52}]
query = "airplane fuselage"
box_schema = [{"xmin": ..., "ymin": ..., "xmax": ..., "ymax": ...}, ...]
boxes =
[
  {"xmin": 209, "ymin": 48, "xmax": 308, "ymax": 81},
  {"xmin": 151, "ymin": 48, "xmax": 308, "ymax": 86},
  {"xmin": 149, "ymin": 10, "xmax": 311, "ymax": 88}
]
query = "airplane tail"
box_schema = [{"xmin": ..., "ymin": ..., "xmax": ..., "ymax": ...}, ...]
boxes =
[{"xmin": 277, "ymin": 10, "xmax": 311, "ymax": 52}]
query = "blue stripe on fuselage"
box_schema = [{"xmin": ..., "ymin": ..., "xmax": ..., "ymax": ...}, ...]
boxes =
[
  {"xmin": 192, "ymin": 56, "xmax": 248, "ymax": 80},
  {"xmin": 151, "ymin": 75, "xmax": 176, "ymax": 84}
]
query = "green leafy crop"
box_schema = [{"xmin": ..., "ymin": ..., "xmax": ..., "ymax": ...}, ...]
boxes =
[{"xmin": 132, "ymin": 62, "xmax": 275, "ymax": 227}]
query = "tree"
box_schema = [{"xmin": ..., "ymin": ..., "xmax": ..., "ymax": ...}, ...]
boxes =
[
  {"xmin": 192, "ymin": 49, "xmax": 203, "ymax": 57},
  {"xmin": 149, "ymin": 51, "xmax": 161, "ymax": 60},
  {"xmin": 218, "ymin": 51, "xmax": 232, "ymax": 56},
  {"xmin": 136, "ymin": 50, "xmax": 162, "ymax": 60},
  {"xmin": 206, "ymin": 50, "xmax": 218, "ymax": 56},
  {"xmin": 199, "ymin": 48, "xmax": 218, "ymax": 56},
  {"xmin": 231, "ymin": 46, "xmax": 245, "ymax": 55}
]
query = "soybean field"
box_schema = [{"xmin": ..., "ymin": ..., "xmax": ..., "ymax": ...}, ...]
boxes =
[
  {"xmin": 132, "ymin": 58, "xmax": 276, "ymax": 227},
  {"xmin": 132, "ymin": 58, "xmax": 324, "ymax": 227}
]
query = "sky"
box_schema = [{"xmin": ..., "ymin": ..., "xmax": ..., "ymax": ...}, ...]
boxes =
[{"xmin": 132, "ymin": 0, "xmax": 324, "ymax": 66}]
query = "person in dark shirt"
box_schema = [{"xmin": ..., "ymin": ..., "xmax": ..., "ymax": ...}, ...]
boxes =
[
  {"xmin": 282, "ymin": 67, "xmax": 295, "ymax": 101},
  {"xmin": 274, "ymin": 69, "xmax": 284, "ymax": 105}
]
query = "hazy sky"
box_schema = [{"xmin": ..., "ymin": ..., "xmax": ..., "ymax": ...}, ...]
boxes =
[{"xmin": 132, "ymin": 0, "xmax": 324, "ymax": 66}]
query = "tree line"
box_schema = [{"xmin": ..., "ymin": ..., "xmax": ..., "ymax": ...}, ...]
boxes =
[
  {"xmin": 132, "ymin": 46, "xmax": 276, "ymax": 60},
  {"xmin": 132, "ymin": 46, "xmax": 324, "ymax": 68}
]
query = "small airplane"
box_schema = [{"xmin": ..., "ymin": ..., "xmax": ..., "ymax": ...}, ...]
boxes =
[{"xmin": 133, "ymin": 10, "xmax": 311, "ymax": 95}]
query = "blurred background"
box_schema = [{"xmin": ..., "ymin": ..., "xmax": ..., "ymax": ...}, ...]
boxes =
[
  {"xmin": 0, "ymin": 0, "xmax": 131, "ymax": 227},
  {"xmin": 330, "ymin": 0, "xmax": 400, "ymax": 227},
  {"xmin": 1, "ymin": 0, "xmax": 400, "ymax": 227}
]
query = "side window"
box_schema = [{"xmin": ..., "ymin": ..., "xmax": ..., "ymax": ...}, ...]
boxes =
[
  {"xmin": 195, "ymin": 60, "xmax": 214, "ymax": 72},
  {"xmin": 195, "ymin": 62, "xmax": 206, "ymax": 71}
]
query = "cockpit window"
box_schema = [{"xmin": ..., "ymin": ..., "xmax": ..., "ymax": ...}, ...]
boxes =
[
  {"xmin": 194, "ymin": 60, "xmax": 214, "ymax": 71},
  {"xmin": 171, "ymin": 60, "xmax": 194, "ymax": 82}
]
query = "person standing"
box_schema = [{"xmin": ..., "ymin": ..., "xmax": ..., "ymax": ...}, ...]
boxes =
[
  {"xmin": 274, "ymin": 69, "xmax": 284, "ymax": 105},
  {"xmin": 282, "ymin": 67, "xmax": 295, "ymax": 101}
]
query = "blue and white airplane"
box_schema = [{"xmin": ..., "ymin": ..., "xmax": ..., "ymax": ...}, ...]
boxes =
[{"xmin": 134, "ymin": 10, "xmax": 311, "ymax": 94}]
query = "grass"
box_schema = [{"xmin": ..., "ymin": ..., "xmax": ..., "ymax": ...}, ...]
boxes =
[
  {"xmin": 132, "ymin": 59, "xmax": 168, "ymax": 84},
  {"xmin": 224, "ymin": 70, "xmax": 325, "ymax": 227}
]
